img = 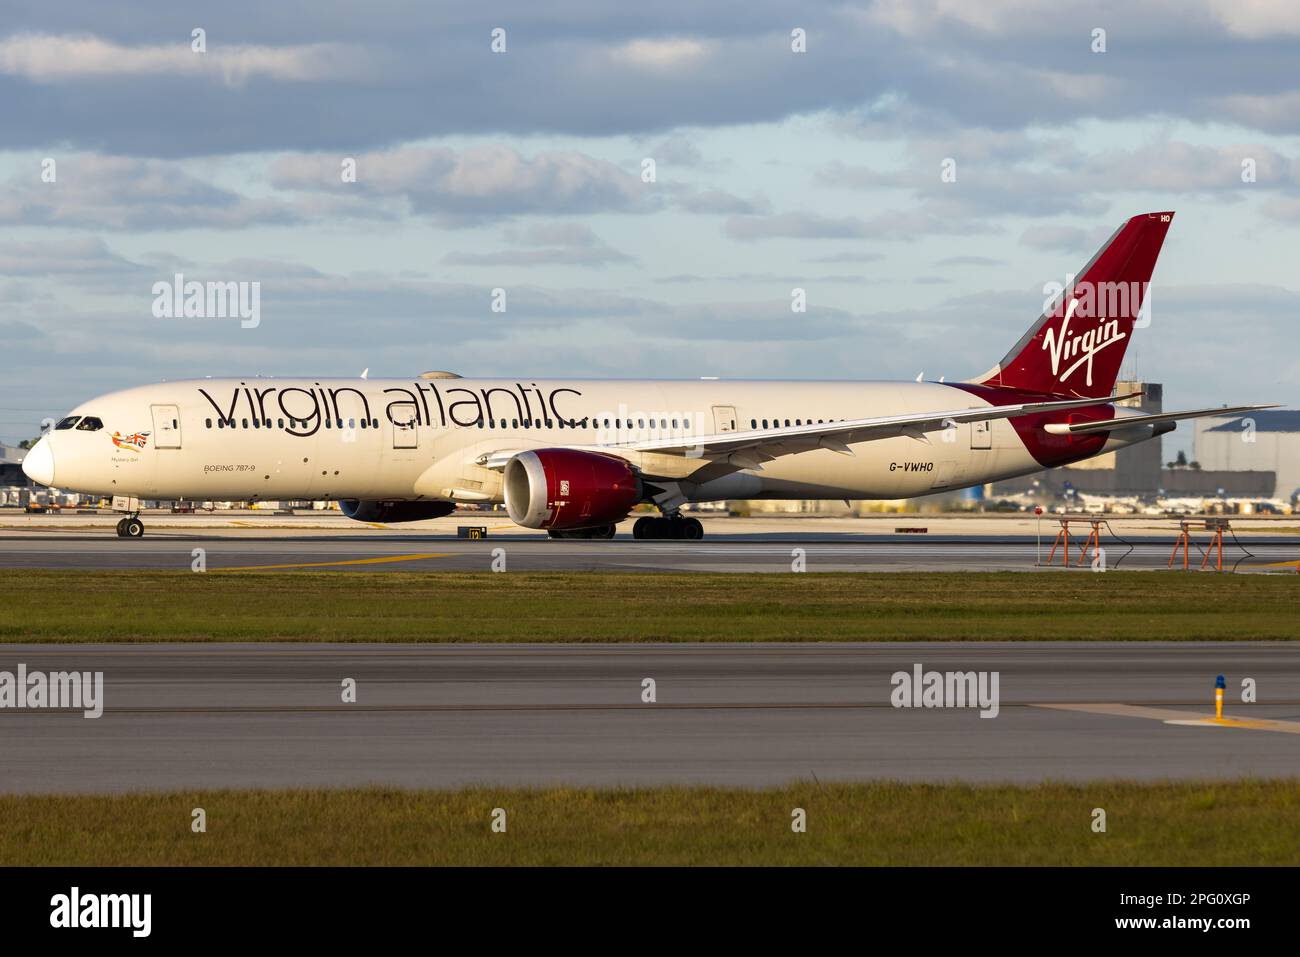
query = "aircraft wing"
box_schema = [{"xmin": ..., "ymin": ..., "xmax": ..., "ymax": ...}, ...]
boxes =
[
  {"xmin": 601, "ymin": 392, "xmax": 1141, "ymax": 472},
  {"xmin": 1041, "ymin": 404, "xmax": 1276, "ymax": 436}
]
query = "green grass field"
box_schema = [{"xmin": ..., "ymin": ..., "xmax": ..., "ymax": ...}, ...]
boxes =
[
  {"xmin": 1, "ymin": 570, "xmax": 1295, "ymax": 642},
  {"xmin": 2, "ymin": 781, "xmax": 1297, "ymax": 866}
]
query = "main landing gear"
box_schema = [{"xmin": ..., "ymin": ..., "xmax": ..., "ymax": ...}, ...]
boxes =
[
  {"xmin": 633, "ymin": 515, "xmax": 703, "ymax": 540},
  {"xmin": 115, "ymin": 516, "xmax": 145, "ymax": 538},
  {"xmin": 547, "ymin": 524, "xmax": 617, "ymax": 540}
]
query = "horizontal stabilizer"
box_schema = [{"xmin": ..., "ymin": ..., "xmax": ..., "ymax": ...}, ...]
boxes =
[{"xmin": 1042, "ymin": 404, "xmax": 1277, "ymax": 436}]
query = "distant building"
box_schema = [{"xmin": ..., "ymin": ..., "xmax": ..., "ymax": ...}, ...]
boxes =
[
  {"xmin": 0, "ymin": 444, "xmax": 27, "ymax": 488},
  {"xmin": 1195, "ymin": 410, "xmax": 1300, "ymax": 501}
]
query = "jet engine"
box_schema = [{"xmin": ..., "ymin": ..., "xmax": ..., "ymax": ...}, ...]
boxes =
[
  {"xmin": 503, "ymin": 449, "xmax": 641, "ymax": 530},
  {"xmin": 339, "ymin": 500, "xmax": 457, "ymax": 523}
]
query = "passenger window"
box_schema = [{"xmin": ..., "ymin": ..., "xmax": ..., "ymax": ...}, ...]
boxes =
[
  {"xmin": 242, "ymin": 418, "xmax": 249, "ymax": 429},
  {"xmin": 205, "ymin": 418, "xmax": 212, "ymax": 428},
  {"xmin": 218, "ymin": 419, "xmax": 225, "ymax": 429}
]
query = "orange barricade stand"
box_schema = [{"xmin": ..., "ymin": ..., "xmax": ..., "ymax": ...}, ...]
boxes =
[
  {"xmin": 1167, "ymin": 518, "xmax": 1230, "ymax": 572},
  {"xmin": 1045, "ymin": 517, "xmax": 1108, "ymax": 567},
  {"xmin": 1045, "ymin": 518, "xmax": 1075, "ymax": 566},
  {"xmin": 1076, "ymin": 519, "xmax": 1105, "ymax": 568}
]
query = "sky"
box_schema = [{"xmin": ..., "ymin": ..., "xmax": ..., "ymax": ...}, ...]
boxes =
[{"xmin": 1, "ymin": 0, "xmax": 1298, "ymax": 456}]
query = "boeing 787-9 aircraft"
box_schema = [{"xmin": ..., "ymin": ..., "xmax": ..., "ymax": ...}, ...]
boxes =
[{"xmin": 23, "ymin": 211, "xmax": 1269, "ymax": 539}]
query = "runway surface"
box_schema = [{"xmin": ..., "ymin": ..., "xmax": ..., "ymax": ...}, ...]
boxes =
[
  {"xmin": 2, "ymin": 642, "xmax": 1297, "ymax": 792},
  {"xmin": 2, "ymin": 531, "xmax": 1298, "ymax": 572}
]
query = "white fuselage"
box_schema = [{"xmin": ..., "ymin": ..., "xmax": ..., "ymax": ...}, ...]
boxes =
[{"xmin": 29, "ymin": 376, "xmax": 1153, "ymax": 505}]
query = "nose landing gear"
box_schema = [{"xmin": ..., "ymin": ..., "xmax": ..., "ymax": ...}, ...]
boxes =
[
  {"xmin": 632, "ymin": 515, "xmax": 703, "ymax": 540},
  {"xmin": 115, "ymin": 516, "xmax": 145, "ymax": 538}
]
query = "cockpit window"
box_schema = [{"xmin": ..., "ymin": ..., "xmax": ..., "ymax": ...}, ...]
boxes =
[
  {"xmin": 75, "ymin": 416, "xmax": 104, "ymax": 432},
  {"xmin": 54, "ymin": 416, "xmax": 81, "ymax": 430}
]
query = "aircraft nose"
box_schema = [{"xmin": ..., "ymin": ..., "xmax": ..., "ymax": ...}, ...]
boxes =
[{"xmin": 22, "ymin": 436, "xmax": 55, "ymax": 486}]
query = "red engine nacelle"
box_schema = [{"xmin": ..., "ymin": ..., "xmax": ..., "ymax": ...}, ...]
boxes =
[{"xmin": 503, "ymin": 449, "xmax": 641, "ymax": 530}]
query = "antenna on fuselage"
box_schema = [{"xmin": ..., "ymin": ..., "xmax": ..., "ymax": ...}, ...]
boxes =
[
  {"xmin": 915, "ymin": 371, "xmax": 924, "ymax": 382},
  {"xmin": 360, "ymin": 368, "xmax": 369, "ymax": 379}
]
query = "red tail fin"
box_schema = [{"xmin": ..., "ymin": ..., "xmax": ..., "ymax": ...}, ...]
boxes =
[{"xmin": 976, "ymin": 211, "xmax": 1174, "ymax": 398}]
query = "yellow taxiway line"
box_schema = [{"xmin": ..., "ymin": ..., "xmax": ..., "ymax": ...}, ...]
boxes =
[
  {"xmin": 214, "ymin": 553, "xmax": 451, "ymax": 572},
  {"xmin": 1034, "ymin": 702, "xmax": 1300, "ymax": 734}
]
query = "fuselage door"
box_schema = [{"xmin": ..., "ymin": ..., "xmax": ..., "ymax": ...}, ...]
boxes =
[
  {"xmin": 712, "ymin": 406, "xmax": 738, "ymax": 433},
  {"xmin": 971, "ymin": 419, "xmax": 992, "ymax": 450},
  {"xmin": 391, "ymin": 402, "xmax": 419, "ymax": 449},
  {"xmin": 151, "ymin": 404, "xmax": 182, "ymax": 449}
]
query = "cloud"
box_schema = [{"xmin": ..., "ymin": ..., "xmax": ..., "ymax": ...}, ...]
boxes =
[
  {"xmin": 806, "ymin": 251, "xmax": 885, "ymax": 264},
  {"xmin": 0, "ymin": 32, "xmax": 371, "ymax": 86},
  {"xmin": 1202, "ymin": 0, "xmax": 1300, "ymax": 38},
  {"xmin": 1018, "ymin": 225, "xmax": 1092, "ymax": 252},
  {"xmin": 4, "ymin": 7, "xmax": 1300, "ymax": 155},
  {"xmin": 442, "ymin": 247, "xmax": 631, "ymax": 267},
  {"xmin": 610, "ymin": 37, "xmax": 713, "ymax": 70},
  {"xmin": 1211, "ymin": 91, "xmax": 1300, "ymax": 135},
  {"xmin": 270, "ymin": 145, "xmax": 650, "ymax": 221},
  {"xmin": 0, "ymin": 236, "xmax": 143, "ymax": 276},
  {"xmin": 935, "ymin": 255, "xmax": 1004, "ymax": 266},
  {"xmin": 0, "ymin": 155, "xmax": 318, "ymax": 230},
  {"xmin": 677, "ymin": 189, "xmax": 769, "ymax": 215},
  {"xmin": 443, "ymin": 223, "xmax": 631, "ymax": 267},
  {"xmin": 724, "ymin": 212, "xmax": 874, "ymax": 241}
]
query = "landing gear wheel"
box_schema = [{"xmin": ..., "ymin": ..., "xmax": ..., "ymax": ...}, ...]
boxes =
[
  {"xmin": 122, "ymin": 518, "xmax": 144, "ymax": 539},
  {"xmin": 633, "ymin": 516, "xmax": 703, "ymax": 540},
  {"xmin": 596, "ymin": 523, "xmax": 616, "ymax": 539},
  {"xmin": 115, "ymin": 518, "xmax": 128, "ymax": 537}
]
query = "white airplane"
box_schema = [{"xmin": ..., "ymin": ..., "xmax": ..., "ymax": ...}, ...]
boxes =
[{"xmin": 23, "ymin": 211, "xmax": 1270, "ymax": 540}]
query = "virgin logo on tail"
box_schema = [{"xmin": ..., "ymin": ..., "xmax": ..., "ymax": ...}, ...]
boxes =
[{"xmin": 1041, "ymin": 297, "xmax": 1126, "ymax": 388}]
